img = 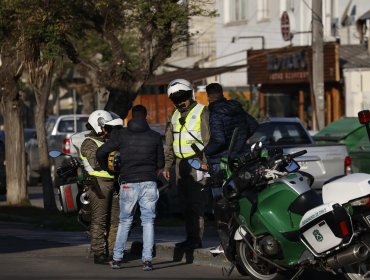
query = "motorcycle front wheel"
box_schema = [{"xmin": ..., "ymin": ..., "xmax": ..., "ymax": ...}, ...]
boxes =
[{"xmin": 236, "ymin": 241, "xmax": 285, "ymax": 280}]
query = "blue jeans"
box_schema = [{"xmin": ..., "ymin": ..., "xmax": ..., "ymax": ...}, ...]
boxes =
[{"xmin": 113, "ymin": 181, "xmax": 159, "ymax": 262}]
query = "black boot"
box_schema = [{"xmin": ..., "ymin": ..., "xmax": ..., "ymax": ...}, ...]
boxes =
[{"xmin": 94, "ymin": 254, "xmax": 108, "ymax": 264}]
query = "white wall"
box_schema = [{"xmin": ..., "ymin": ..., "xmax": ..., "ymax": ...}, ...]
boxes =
[
  {"xmin": 344, "ymin": 69, "xmax": 370, "ymax": 116},
  {"xmin": 214, "ymin": 0, "xmax": 370, "ymax": 87}
]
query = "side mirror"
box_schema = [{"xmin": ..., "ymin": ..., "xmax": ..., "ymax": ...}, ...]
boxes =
[
  {"xmin": 358, "ymin": 110, "xmax": 370, "ymax": 124},
  {"xmin": 187, "ymin": 159, "xmax": 202, "ymax": 170},
  {"xmin": 49, "ymin": 150, "xmax": 63, "ymax": 158},
  {"xmin": 285, "ymin": 160, "xmax": 300, "ymax": 173},
  {"xmin": 358, "ymin": 110, "xmax": 370, "ymax": 142}
]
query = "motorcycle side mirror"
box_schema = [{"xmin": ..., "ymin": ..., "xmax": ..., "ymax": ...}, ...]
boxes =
[
  {"xmin": 187, "ymin": 159, "xmax": 202, "ymax": 170},
  {"xmin": 49, "ymin": 150, "xmax": 63, "ymax": 158},
  {"xmin": 285, "ymin": 160, "xmax": 300, "ymax": 173}
]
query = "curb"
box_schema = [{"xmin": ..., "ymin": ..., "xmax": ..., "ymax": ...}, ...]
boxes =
[{"xmin": 130, "ymin": 241, "xmax": 230, "ymax": 268}]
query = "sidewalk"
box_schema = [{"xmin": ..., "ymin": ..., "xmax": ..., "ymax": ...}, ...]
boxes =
[
  {"xmin": 0, "ymin": 220, "xmax": 229, "ymax": 268},
  {"xmin": 0, "ymin": 186, "xmax": 229, "ymax": 268},
  {"xmin": 133, "ymin": 224, "xmax": 229, "ymax": 268}
]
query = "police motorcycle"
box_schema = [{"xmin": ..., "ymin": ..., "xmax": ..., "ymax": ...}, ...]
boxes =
[
  {"xmin": 188, "ymin": 133, "xmax": 370, "ymax": 280},
  {"xmin": 49, "ymin": 148, "xmax": 121, "ymax": 229}
]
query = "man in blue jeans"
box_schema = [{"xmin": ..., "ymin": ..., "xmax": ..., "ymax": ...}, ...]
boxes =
[{"xmin": 97, "ymin": 105, "xmax": 165, "ymax": 271}]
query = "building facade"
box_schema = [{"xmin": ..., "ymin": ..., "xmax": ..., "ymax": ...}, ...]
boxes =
[{"xmin": 213, "ymin": 0, "xmax": 370, "ymax": 126}]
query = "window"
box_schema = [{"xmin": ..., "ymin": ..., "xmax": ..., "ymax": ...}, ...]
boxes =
[
  {"xmin": 57, "ymin": 118, "xmax": 88, "ymax": 133},
  {"xmin": 248, "ymin": 122, "xmax": 312, "ymax": 146},
  {"xmin": 257, "ymin": 0, "xmax": 270, "ymax": 21},
  {"xmin": 225, "ymin": 0, "xmax": 247, "ymax": 23}
]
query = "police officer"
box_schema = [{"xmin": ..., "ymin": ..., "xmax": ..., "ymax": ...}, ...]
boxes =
[
  {"xmin": 162, "ymin": 79, "xmax": 210, "ymax": 249},
  {"xmin": 80, "ymin": 110, "xmax": 123, "ymax": 264}
]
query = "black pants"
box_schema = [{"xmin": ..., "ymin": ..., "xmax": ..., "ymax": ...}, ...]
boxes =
[{"xmin": 176, "ymin": 158, "xmax": 206, "ymax": 243}]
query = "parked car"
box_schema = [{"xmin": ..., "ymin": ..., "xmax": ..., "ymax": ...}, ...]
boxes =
[
  {"xmin": 313, "ymin": 117, "xmax": 370, "ymax": 174},
  {"xmin": 0, "ymin": 128, "xmax": 37, "ymax": 193},
  {"xmin": 247, "ymin": 117, "xmax": 351, "ymax": 189},
  {"xmin": 25, "ymin": 114, "xmax": 89, "ymax": 185}
]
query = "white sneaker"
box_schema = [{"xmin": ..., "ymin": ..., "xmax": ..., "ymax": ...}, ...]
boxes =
[{"xmin": 209, "ymin": 244, "xmax": 224, "ymax": 255}]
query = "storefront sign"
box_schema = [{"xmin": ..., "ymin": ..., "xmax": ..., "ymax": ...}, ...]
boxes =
[
  {"xmin": 248, "ymin": 43, "xmax": 339, "ymax": 84},
  {"xmin": 267, "ymin": 50, "xmax": 307, "ymax": 71}
]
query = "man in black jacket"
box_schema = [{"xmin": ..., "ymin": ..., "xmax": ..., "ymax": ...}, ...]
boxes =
[
  {"xmin": 203, "ymin": 83, "xmax": 258, "ymax": 255},
  {"xmin": 96, "ymin": 105, "xmax": 164, "ymax": 271},
  {"xmin": 204, "ymin": 83, "xmax": 258, "ymax": 167}
]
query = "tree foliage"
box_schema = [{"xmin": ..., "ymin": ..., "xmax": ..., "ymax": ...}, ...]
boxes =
[{"xmin": 0, "ymin": 0, "xmax": 216, "ymax": 205}]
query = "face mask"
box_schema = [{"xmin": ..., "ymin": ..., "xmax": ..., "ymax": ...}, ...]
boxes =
[{"xmin": 175, "ymin": 102, "xmax": 186, "ymax": 109}]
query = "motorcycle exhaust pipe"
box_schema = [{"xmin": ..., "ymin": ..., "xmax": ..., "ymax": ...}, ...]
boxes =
[
  {"xmin": 327, "ymin": 244, "xmax": 369, "ymax": 268},
  {"xmin": 80, "ymin": 192, "xmax": 90, "ymax": 205}
]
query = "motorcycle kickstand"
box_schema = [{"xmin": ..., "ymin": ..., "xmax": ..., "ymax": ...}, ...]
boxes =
[
  {"xmin": 290, "ymin": 267, "xmax": 305, "ymax": 280},
  {"xmin": 222, "ymin": 263, "xmax": 235, "ymax": 278}
]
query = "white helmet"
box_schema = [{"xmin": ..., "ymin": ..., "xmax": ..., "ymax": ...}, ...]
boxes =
[
  {"xmin": 87, "ymin": 110, "xmax": 112, "ymax": 134},
  {"xmin": 167, "ymin": 79, "xmax": 193, "ymax": 96},
  {"xmin": 167, "ymin": 79, "xmax": 194, "ymax": 104},
  {"xmin": 105, "ymin": 111, "xmax": 123, "ymax": 127}
]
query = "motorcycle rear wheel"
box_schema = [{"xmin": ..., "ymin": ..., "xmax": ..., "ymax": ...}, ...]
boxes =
[
  {"xmin": 343, "ymin": 261, "xmax": 370, "ymax": 280},
  {"xmin": 236, "ymin": 241, "xmax": 285, "ymax": 280}
]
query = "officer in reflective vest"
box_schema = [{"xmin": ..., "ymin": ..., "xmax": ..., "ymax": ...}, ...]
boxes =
[
  {"xmin": 162, "ymin": 79, "xmax": 210, "ymax": 250},
  {"xmin": 80, "ymin": 110, "xmax": 123, "ymax": 264}
]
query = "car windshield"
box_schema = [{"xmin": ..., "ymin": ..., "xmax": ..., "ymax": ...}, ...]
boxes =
[
  {"xmin": 58, "ymin": 118, "xmax": 88, "ymax": 133},
  {"xmin": 248, "ymin": 122, "xmax": 312, "ymax": 146}
]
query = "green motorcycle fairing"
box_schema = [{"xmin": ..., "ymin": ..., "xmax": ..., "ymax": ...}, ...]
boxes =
[{"xmin": 238, "ymin": 173, "xmax": 311, "ymax": 267}]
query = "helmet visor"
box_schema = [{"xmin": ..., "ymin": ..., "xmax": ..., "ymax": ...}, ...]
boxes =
[{"xmin": 169, "ymin": 90, "xmax": 193, "ymax": 104}]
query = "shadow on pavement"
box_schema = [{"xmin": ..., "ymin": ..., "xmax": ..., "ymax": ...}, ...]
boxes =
[{"xmin": 0, "ymin": 236, "xmax": 67, "ymax": 254}]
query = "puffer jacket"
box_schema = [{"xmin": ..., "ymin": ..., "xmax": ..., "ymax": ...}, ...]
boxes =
[
  {"xmin": 97, "ymin": 118, "xmax": 164, "ymax": 183},
  {"xmin": 204, "ymin": 98, "xmax": 258, "ymax": 164}
]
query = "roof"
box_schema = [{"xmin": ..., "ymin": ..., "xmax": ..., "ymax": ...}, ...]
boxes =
[
  {"xmin": 359, "ymin": 10, "xmax": 370, "ymax": 21},
  {"xmin": 340, "ymin": 45, "xmax": 370, "ymax": 69},
  {"xmin": 144, "ymin": 64, "xmax": 247, "ymax": 86},
  {"xmin": 313, "ymin": 117, "xmax": 363, "ymax": 141}
]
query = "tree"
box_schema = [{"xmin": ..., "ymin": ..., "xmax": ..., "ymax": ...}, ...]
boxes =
[
  {"xmin": 0, "ymin": 0, "xmax": 87, "ymax": 208},
  {"xmin": 0, "ymin": 3, "xmax": 27, "ymax": 204},
  {"xmin": 0, "ymin": 0, "xmax": 216, "ymax": 206},
  {"xmin": 67, "ymin": 0, "xmax": 217, "ymax": 118}
]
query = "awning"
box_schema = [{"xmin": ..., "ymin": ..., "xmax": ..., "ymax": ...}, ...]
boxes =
[
  {"xmin": 359, "ymin": 10, "xmax": 370, "ymax": 21},
  {"xmin": 144, "ymin": 64, "xmax": 247, "ymax": 86}
]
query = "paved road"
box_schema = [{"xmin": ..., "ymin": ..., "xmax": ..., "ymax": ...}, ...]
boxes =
[
  {"xmin": 0, "ymin": 222, "xmax": 241, "ymax": 280},
  {"xmin": 0, "ymin": 186, "xmax": 345, "ymax": 280}
]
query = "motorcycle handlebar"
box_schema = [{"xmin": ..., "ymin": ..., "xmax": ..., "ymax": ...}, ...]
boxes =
[
  {"xmin": 56, "ymin": 158, "xmax": 80, "ymax": 178},
  {"xmin": 287, "ymin": 150, "xmax": 307, "ymax": 160}
]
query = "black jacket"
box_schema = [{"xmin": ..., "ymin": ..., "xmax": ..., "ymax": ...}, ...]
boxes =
[
  {"xmin": 204, "ymin": 98, "xmax": 258, "ymax": 164},
  {"xmin": 97, "ymin": 119, "xmax": 165, "ymax": 183}
]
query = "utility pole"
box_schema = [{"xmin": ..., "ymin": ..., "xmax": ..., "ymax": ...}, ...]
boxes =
[{"xmin": 312, "ymin": 0, "xmax": 325, "ymax": 130}]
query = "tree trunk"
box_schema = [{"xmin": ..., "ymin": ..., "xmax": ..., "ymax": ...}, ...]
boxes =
[
  {"xmin": 1, "ymin": 91, "xmax": 28, "ymax": 205},
  {"xmin": 32, "ymin": 61, "xmax": 57, "ymax": 211},
  {"xmin": 104, "ymin": 87, "xmax": 137, "ymax": 119}
]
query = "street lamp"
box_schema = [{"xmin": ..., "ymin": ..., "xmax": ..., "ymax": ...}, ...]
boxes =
[{"xmin": 231, "ymin": 36, "xmax": 265, "ymax": 49}]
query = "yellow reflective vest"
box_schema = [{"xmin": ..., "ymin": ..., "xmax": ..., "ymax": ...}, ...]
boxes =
[
  {"xmin": 80, "ymin": 137, "xmax": 114, "ymax": 179},
  {"xmin": 171, "ymin": 103, "xmax": 205, "ymax": 158}
]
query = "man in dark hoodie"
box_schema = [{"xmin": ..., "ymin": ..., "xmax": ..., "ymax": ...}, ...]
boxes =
[
  {"xmin": 204, "ymin": 83, "xmax": 258, "ymax": 169},
  {"xmin": 96, "ymin": 105, "xmax": 164, "ymax": 271},
  {"xmin": 203, "ymin": 83, "xmax": 258, "ymax": 255}
]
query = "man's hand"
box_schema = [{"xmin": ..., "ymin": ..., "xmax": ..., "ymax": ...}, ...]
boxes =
[
  {"xmin": 162, "ymin": 169, "xmax": 170, "ymax": 181},
  {"xmin": 201, "ymin": 162, "xmax": 208, "ymax": 171}
]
